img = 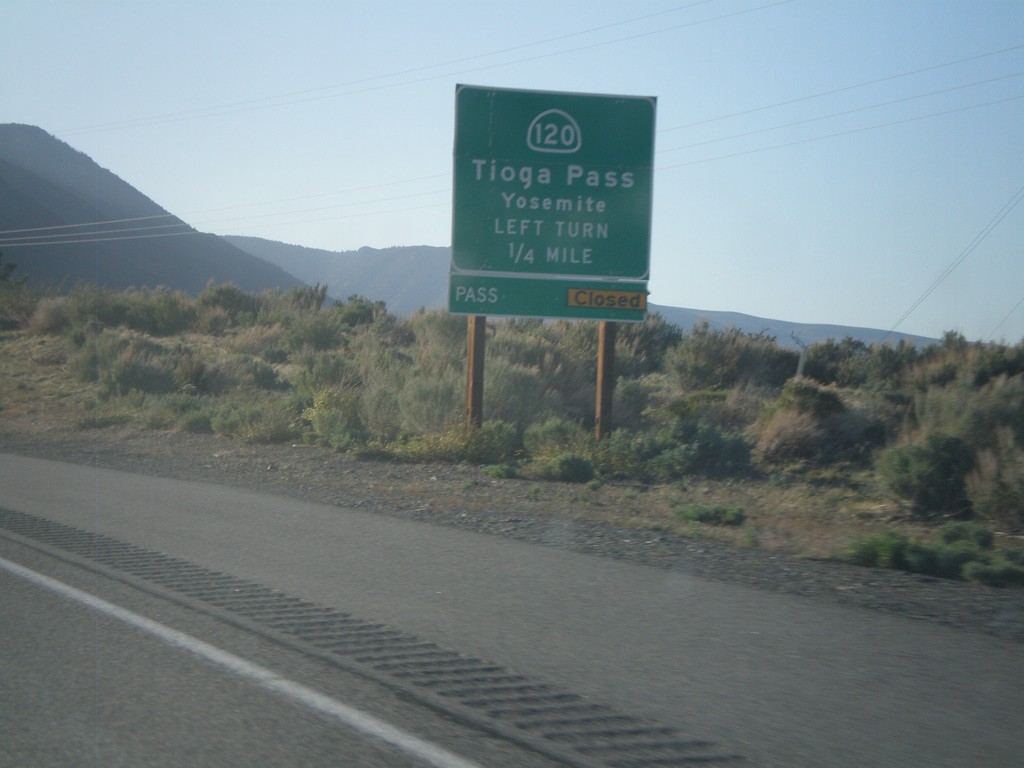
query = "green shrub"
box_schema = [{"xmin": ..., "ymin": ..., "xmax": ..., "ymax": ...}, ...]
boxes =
[
  {"xmin": 932, "ymin": 541, "xmax": 986, "ymax": 579},
  {"xmin": 229, "ymin": 323, "xmax": 287, "ymax": 358},
  {"xmin": 174, "ymin": 351, "xmax": 207, "ymax": 393},
  {"xmin": 195, "ymin": 282, "xmax": 258, "ymax": 324},
  {"xmin": 533, "ymin": 453, "xmax": 595, "ymax": 483},
  {"xmin": 464, "ymin": 420, "xmax": 519, "ymax": 464},
  {"xmin": 483, "ymin": 359, "xmax": 560, "ymax": 429},
  {"xmin": 937, "ymin": 522, "xmax": 994, "ymax": 550},
  {"xmin": 846, "ymin": 528, "xmax": 996, "ymax": 582},
  {"xmin": 69, "ymin": 330, "xmax": 178, "ymax": 396},
  {"xmin": 388, "ymin": 421, "xmax": 518, "ymax": 464},
  {"xmin": 877, "ymin": 433, "xmax": 975, "ymax": 516},
  {"xmin": 667, "ymin": 322, "xmax": 798, "ymax": 390},
  {"xmin": 612, "ymin": 376, "xmax": 654, "ymax": 429},
  {"xmin": 123, "ymin": 287, "xmax": 195, "ymax": 335},
  {"xmin": 1000, "ymin": 547, "xmax": 1024, "ymax": 565},
  {"xmin": 179, "ymin": 410, "xmax": 214, "ymax": 433},
  {"xmin": 403, "ymin": 309, "xmax": 466, "ymax": 366},
  {"xmin": 210, "ymin": 398, "xmax": 298, "ymax": 443},
  {"xmin": 589, "ymin": 429, "xmax": 659, "ymax": 480},
  {"xmin": 245, "ymin": 358, "xmax": 282, "ymax": 390},
  {"xmin": 68, "ymin": 331, "xmax": 114, "ymax": 383},
  {"xmin": 334, "ymin": 295, "xmax": 385, "ymax": 328},
  {"xmin": 675, "ymin": 503, "xmax": 746, "ymax": 527},
  {"xmin": 283, "ymin": 311, "xmax": 346, "ymax": 352},
  {"xmin": 523, "ymin": 418, "xmax": 585, "ymax": 459},
  {"xmin": 102, "ymin": 350, "xmax": 177, "ymax": 397},
  {"xmin": 196, "ymin": 306, "xmax": 231, "ymax": 335},
  {"xmin": 846, "ymin": 531, "xmax": 909, "ymax": 568},
  {"xmin": 651, "ymin": 419, "xmax": 750, "ymax": 479},
  {"xmin": 903, "ymin": 541, "xmax": 938, "ymax": 574},
  {"xmin": 305, "ymin": 389, "xmax": 367, "ymax": 451},
  {"xmin": 750, "ymin": 379, "xmax": 869, "ymax": 466},
  {"xmin": 360, "ymin": 386, "xmax": 403, "ymax": 442},
  {"xmin": 966, "ymin": 428, "xmax": 1024, "ymax": 531},
  {"xmin": 137, "ymin": 393, "xmax": 218, "ymax": 433},
  {"xmin": 775, "ymin": 378, "xmax": 846, "ymax": 418},
  {"xmin": 0, "ymin": 256, "xmax": 36, "ymax": 329},
  {"xmin": 63, "ymin": 284, "xmax": 131, "ymax": 329},
  {"xmin": 296, "ymin": 352, "xmax": 357, "ymax": 395},
  {"xmin": 482, "ymin": 463, "xmax": 518, "ymax": 479},
  {"xmin": 398, "ymin": 369, "xmax": 462, "ymax": 434},
  {"xmin": 962, "ymin": 558, "xmax": 1024, "ymax": 588}
]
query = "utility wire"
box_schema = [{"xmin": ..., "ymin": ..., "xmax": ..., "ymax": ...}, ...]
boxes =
[
  {"xmin": 657, "ymin": 92, "xmax": 1024, "ymax": 169},
  {"xmin": 61, "ymin": 1, "xmax": 719, "ymax": 136},
  {"xmin": 0, "ymin": 188, "xmax": 450, "ymax": 246},
  {"xmin": 659, "ymin": 72, "xmax": 1024, "ymax": 154},
  {"xmin": 659, "ymin": 42, "xmax": 1024, "ymax": 133},
  {"xmin": 58, "ymin": 0, "xmax": 795, "ymax": 135},
  {"xmin": 988, "ymin": 293, "xmax": 1024, "ymax": 342},
  {"xmin": 0, "ymin": 221, "xmax": 191, "ymax": 244},
  {"xmin": 0, "ymin": 200, "xmax": 453, "ymax": 247},
  {"xmin": 884, "ymin": 184, "xmax": 1024, "ymax": 340},
  {"xmin": 0, "ymin": 175, "xmax": 451, "ymax": 237},
  {"xmin": 0, "ymin": 213, "xmax": 178, "ymax": 237}
]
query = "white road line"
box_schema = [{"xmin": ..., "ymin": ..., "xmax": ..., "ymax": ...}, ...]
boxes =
[{"xmin": 0, "ymin": 555, "xmax": 485, "ymax": 768}]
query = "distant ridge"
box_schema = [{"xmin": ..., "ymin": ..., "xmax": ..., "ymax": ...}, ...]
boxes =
[
  {"xmin": 228, "ymin": 236, "xmax": 937, "ymax": 349},
  {"xmin": 223, "ymin": 237, "xmax": 448, "ymax": 317},
  {"xmin": 0, "ymin": 124, "xmax": 303, "ymax": 294},
  {"xmin": 647, "ymin": 305, "xmax": 936, "ymax": 349}
]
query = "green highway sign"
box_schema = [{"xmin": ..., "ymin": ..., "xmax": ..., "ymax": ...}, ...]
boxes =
[
  {"xmin": 449, "ymin": 273, "xmax": 648, "ymax": 322},
  {"xmin": 450, "ymin": 85, "xmax": 656, "ymax": 321}
]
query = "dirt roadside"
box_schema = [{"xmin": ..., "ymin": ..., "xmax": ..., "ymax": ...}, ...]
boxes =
[{"xmin": 1, "ymin": 418, "xmax": 1022, "ymax": 644}]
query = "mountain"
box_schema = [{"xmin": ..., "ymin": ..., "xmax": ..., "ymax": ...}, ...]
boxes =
[
  {"xmin": 228, "ymin": 236, "xmax": 936, "ymax": 349},
  {"xmin": 0, "ymin": 124, "xmax": 303, "ymax": 294},
  {"xmin": 647, "ymin": 306, "xmax": 935, "ymax": 349},
  {"xmin": 223, "ymin": 237, "xmax": 448, "ymax": 316}
]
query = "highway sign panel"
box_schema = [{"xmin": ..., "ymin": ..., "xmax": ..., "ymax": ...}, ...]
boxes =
[
  {"xmin": 451, "ymin": 85, "xmax": 656, "ymax": 282},
  {"xmin": 449, "ymin": 273, "xmax": 648, "ymax": 322}
]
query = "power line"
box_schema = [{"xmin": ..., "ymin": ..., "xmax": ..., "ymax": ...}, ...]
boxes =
[
  {"xmin": 0, "ymin": 177, "xmax": 450, "ymax": 240},
  {"xmin": 657, "ymin": 92, "xmax": 1024, "ymax": 170},
  {"xmin": 57, "ymin": 1, "xmax": 795, "ymax": 135},
  {"xmin": 988, "ymin": 293, "xmax": 1024, "ymax": 342},
  {"xmin": 659, "ymin": 42, "xmax": 1024, "ymax": 133},
  {"xmin": 0, "ymin": 220, "xmax": 191, "ymax": 244},
  {"xmin": 884, "ymin": 184, "xmax": 1024, "ymax": 339},
  {"xmin": 60, "ymin": 1, "xmax": 719, "ymax": 136},
  {"xmin": 658, "ymin": 72, "xmax": 1024, "ymax": 155},
  {"xmin": 0, "ymin": 199, "xmax": 453, "ymax": 248},
  {"xmin": 0, "ymin": 213, "xmax": 178, "ymax": 237}
]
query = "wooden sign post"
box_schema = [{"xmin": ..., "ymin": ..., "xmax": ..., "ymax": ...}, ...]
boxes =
[
  {"xmin": 465, "ymin": 315, "xmax": 486, "ymax": 428},
  {"xmin": 595, "ymin": 321, "xmax": 617, "ymax": 440}
]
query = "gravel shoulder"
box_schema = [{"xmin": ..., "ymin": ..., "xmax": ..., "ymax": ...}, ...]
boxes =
[{"xmin": 2, "ymin": 421, "xmax": 1023, "ymax": 644}]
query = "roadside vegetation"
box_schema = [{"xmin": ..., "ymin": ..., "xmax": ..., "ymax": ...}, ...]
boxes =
[{"xmin": 2, "ymin": 271, "xmax": 1023, "ymax": 586}]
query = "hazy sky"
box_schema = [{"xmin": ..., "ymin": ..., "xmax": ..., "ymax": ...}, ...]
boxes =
[{"xmin": 4, "ymin": 0, "xmax": 1023, "ymax": 341}]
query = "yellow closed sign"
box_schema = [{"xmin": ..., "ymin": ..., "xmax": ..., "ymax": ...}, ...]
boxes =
[{"xmin": 567, "ymin": 288, "xmax": 647, "ymax": 311}]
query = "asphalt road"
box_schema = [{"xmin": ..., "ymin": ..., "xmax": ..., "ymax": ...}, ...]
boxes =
[
  {"xmin": 0, "ymin": 537, "xmax": 557, "ymax": 768},
  {"xmin": 2, "ymin": 453, "xmax": 1023, "ymax": 767}
]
